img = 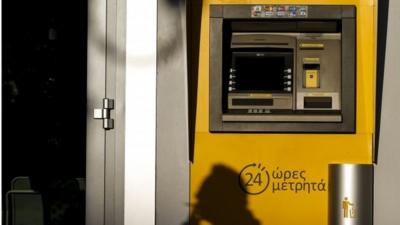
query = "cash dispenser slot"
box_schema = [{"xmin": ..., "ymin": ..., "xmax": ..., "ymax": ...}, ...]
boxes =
[
  {"xmin": 304, "ymin": 97, "xmax": 332, "ymax": 109},
  {"xmin": 232, "ymin": 98, "xmax": 273, "ymax": 106}
]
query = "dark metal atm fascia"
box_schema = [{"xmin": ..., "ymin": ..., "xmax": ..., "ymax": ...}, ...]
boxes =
[{"xmin": 209, "ymin": 5, "xmax": 356, "ymax": 133}]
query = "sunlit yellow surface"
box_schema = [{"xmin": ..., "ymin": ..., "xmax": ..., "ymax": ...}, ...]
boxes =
[{"xmin": 191, "ymin": 1, "xmax": 376, "ymax": 225}]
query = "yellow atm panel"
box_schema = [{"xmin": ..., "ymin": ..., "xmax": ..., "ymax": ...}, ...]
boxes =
[{"xmin": 189, "ymin": 1, "xmax": 376, "ymax": 225}]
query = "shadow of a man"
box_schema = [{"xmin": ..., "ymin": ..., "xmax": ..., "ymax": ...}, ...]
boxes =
[{"xmin": 184, "ymin": 165, "xmax": 261, "ymax": 225}]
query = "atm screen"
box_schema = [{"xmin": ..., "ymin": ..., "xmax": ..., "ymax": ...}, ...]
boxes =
[{"xmin": 233, "ymin": 53, "xmax": 287, "ymax": 92}]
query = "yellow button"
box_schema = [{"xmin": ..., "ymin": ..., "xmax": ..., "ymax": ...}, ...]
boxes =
[{"xmin": 305, "ymin": 70, "xmax": 319, "ymax": 88}]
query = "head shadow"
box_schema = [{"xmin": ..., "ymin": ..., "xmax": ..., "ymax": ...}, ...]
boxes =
[{"xmin": 184, "ymin": 165, "xmax": 261, "ymax": 225}]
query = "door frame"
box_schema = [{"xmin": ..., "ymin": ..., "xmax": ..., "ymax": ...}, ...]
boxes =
[
  {"xmin": 87, "ymin": 0, "xmax": 126, "ymax": 224},
  {"xmin": 156, "ymin": 0, "xmax": 190, "ymax": 225}
]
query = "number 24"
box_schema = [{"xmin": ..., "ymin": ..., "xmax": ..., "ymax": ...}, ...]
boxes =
[{"xmin": 245, "ymin": 172, "xmax": 263, "ymax": 186}]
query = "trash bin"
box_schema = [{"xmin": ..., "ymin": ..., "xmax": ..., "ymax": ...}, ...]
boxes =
[{"xmin": 328, "ymin": 164, "xmax": 373, "ymax": 225}]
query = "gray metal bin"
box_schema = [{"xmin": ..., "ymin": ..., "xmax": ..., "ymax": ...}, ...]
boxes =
[{"xmin": 329, "ymin": 164, "xmax": 373, "ymax": 225}]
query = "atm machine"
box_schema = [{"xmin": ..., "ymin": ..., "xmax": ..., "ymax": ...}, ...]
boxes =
[
  {"xmin": 156, "ymin": 1, "xmax": 386, "ymax": 225},
  {"xmin": 200, "ymin": 2, "xmax": 371, "ymax": 225}
]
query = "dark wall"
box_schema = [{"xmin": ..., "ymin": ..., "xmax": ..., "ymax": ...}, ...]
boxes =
[{"xmin": 2, "ymin": 0, "xmax": 88, "ymax": 224}]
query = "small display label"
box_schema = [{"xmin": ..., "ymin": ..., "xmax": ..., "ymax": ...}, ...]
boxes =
[{"xmin": 251, "ymin": 5, "xmax": 308, "ymax": 18}]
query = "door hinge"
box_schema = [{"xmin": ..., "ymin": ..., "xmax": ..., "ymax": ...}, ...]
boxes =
[{"xmin": 94, "ymin": 98, "xmax": 115, "ymax": 130}]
